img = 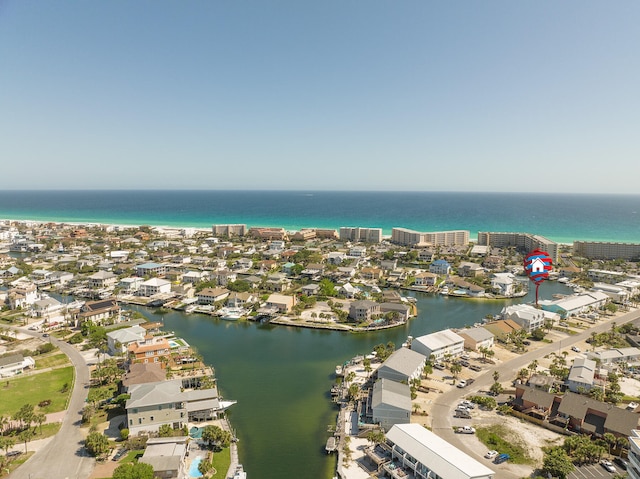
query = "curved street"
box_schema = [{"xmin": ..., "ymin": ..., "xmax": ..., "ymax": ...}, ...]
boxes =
[
  {"xmin": 430, "ymin": 307, "xmax": 640, "ymax": 479},
  {"xmin": 8, "ymin": 328, "xmax": 94, "ymax": 479}
]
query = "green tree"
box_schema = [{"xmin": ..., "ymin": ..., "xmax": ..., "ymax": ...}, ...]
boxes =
[
  {"xmin": 18, "ymin": 428, "xmax": 36, "ymax": 453},
  {"xmin": 365, "ymin": 429, "xmax": 386, "ymax": 446},
  {"xmin": 450, "ymin": 363, "xmax": 462, "ymax": 378},
  {"xmin": 423, "ymin": 363, "xmax": 433, "ymax": 380},
  {"xmin": 490, "ymin": 382, "xmax": 504, "ymax": 396},
  {"xmin": 319, "ymin": 278, "xmax": 336, "ymax": 297},
  {"xmin": 158, "ymin": 424, "xmax": 173, "ymax": 437},
  {"xmin": 112, "ymin": 462, "xmax": 155, "ymax": 479},
  {"xmin": 14, "ymin": 403, "xmax": 35, "ymax": 431},
  {"xmin": 85, "ymin": 431, "xmax": 110, "ymax": 458},
  {"xmin": 198, "ymin": 456, "xmax": 214, "ymax": 476},
  {"xmin": 543, "ymin": 446, "xmax": 575, "ymax": 479}
]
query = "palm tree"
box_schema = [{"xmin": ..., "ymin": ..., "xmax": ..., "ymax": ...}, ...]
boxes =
[
  {"xmin": 492, "ymin": 370, "xmax": 500, "ymax": 382},
  {"xmin": 423, "ymin": 363, "xmax": 433, "ymax": 380},
  {"xmin": 528, "ymin": 360, "xmax": 538, "ymax": 379},
  {"xmin": 450, "ymin": 363, "xmax": 462, "ymax": 379}
]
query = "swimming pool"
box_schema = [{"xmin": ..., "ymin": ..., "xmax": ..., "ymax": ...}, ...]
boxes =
[
  {"xmin": 188, "ymin": 456, "xmax": 203, "ymax": 478},
  {"xmin": 168, "ymin": 340, "xmax": 180, "ymax": 348}
]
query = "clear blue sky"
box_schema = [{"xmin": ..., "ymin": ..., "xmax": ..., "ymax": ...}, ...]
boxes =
[{"xmin": 1, "ymin": 1, "xmax": 639, "ymax": 193}]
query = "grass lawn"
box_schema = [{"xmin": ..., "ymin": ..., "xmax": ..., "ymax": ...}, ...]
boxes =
[
  {"xmin": 123, "ymin": 449, "xmax": 145, "ymax": 463},
  {"xmin": 211, "ymin": 447, "xmax": 231, "ymax": 476},
  {"xmin": 476, "ymin": 424, "xmax": 534, "ymax": 465},
  {"xmin": 32, "ymin": 422, "xmax": 62, "ymax": 440},
  {"xmin": 0, "ymin": 366, "xmax": 74, "ymax": 416},
  {"xmin": 0, "ymin": 451, "xmax": 35, "ymax": 478},
  {"xmin": 35, "ymin": 352, "xmax": 71, "ymax": 369}
]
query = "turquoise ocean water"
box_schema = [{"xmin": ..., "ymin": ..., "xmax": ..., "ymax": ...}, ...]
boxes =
[{"xmin": 1, "ymin": 190, "xmax": 639, "ymax": 243}]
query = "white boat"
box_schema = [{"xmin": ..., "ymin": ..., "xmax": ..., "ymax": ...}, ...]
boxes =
[
  {"xmin": 219, "ymin": 307, "xmax": 245, "ymax": 321},
  {"xmin": 439, "ymin": 286, "xmax": 449, "ymax": 295},
  {"xmin": 185, "ymin": 305, "xmax": 197, "ymax": 314},
  {"xmin": 233, "ymin": 464, "xmax": 247, "ymax": 479}
]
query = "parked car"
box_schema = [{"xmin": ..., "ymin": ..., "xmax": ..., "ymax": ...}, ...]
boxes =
[
  {"xmin": 494, "ymin": 453, "xmax": 510, "ymax": 464},
  {"xmin": 613, "ymin": 457, "xmax": 628, "ymax": 470},
  {"xmin": 434, "ymin": 363, "xmax": 446, "ymax": 370},
  {"xmin": 455, "ymin": 426, "xmax": 475, "ymax": 434},
  {"xmin": 600, "ymin": 460, "xmax": 616, "ymax": 473},
  {"xmin": 571, "ymin": 346, "xmax": 581, "ymax": 352},
  {"xmin": 6, "ymin": 450, "xmax": 22, "ymax": 458},
  {"xmin": 484, "ymin": 450, "xmax": 498, "ymax": 460},
  {"xmin": 42, "ymin": 333, "xmax": 50, "ymax": 338},
  {"xmin": 457, "ymin": 380, "xmax": 467, "ymax": 388},
  {"xmin": 469, "ymin": 364, "xmax": 482, "ymax": 372},
  {"xmin": 454, "ymin": 410, "xmax": 471, "ymax": 418},
  {"xmin": 112, "ymin": 448, "xmax": 128, "ymax": 462},
  {"xmin": 459, "ymin": 360, "xmax": 470, "ymax": 367},
  {"xmin": 460, "ymin": 400, "xmax": 475, "ymax": 409}
]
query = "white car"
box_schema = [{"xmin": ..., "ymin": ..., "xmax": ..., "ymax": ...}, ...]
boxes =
[
  {"xmin": 460, "ymin": 400, "xmax": 475, "ymax": 409},
  {"xmin": 571, "ymin": 346, "xmax": 581, "ymax": 352},
  {"xmin": 600, "ymin": 460, "xmax": 616, "ymax": 473},
  {"xmin": 456, "ymin": 426, "xmax": 475, "ymax": 434},
  {"xmin": 484, "ymin": 450, "xmax": 498, "ymax": 459},
  {"xmin": 457, "ymin": 380, "xmax": 467, "ymax": 388}
]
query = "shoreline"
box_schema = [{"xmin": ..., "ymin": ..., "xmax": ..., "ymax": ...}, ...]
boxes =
[{"xmin": 0, "ymin": 216, "xmax": 634, "ymax": 245}]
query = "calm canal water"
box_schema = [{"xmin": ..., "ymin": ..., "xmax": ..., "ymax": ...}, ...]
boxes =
[{"xmin": 125, "ymin": 280, "xmax": 572, "ymax": 479}]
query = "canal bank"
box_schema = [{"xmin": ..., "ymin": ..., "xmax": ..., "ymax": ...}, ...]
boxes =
[{"xmin": 115, "ymin": 280, "xmax": 572, "ymax": 479}]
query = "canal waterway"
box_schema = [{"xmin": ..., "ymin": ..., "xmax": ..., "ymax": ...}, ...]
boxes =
[{"xmin": 118, "ymin": 280, "xmax": 572, "ymax": 479}]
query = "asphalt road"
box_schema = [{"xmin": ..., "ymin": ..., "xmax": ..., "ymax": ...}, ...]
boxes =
[
  {"xmin": 8, "ymin": 329, "xmax": 95, "ymax": 479},
  {"xmin": 430, "ymin": 307, "xmax": 640, "ymax": 479}
]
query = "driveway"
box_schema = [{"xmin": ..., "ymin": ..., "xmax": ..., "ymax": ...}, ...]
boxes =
[{"xmin": 8, "ymin": 328, "xmax": 95, "ymax": 479}]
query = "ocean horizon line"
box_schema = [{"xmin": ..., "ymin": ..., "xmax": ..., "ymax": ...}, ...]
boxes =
[{"xmin": 1, "ymin": 188, "xmax": 640, "ymax": 197}]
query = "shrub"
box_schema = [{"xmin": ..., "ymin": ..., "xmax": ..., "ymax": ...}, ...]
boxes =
[
  {"xmin": 38, "ymin": 399, "xmax": 52, "ymax": 408},
  {"xmin": 120, "ymin": 428, "xmax": 129, "ymax": 441}
]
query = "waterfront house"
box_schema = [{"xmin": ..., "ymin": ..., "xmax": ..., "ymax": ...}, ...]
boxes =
[
  {"xmin": 139, "ymin": 278, "xmax": 172, "ymax": 297},
  {"xmin": 0, "ymin": 354, "xmax": 36, "ymax": 378},
  {"xmin": 383, "ymin": 423, "xmax": 495, "ymax": 479},
  {"xmin": 377, "ymin": 348, "xmax": 426, "ymax": 383},
  {"xmin": 107, "ymin": 325, "xmax": 146, "ymax": 355},
  {"xmin": 126, "ymin": 379, "xmax": 233, "ymax": 436},
  {"xmin": 265, "ymin": 293, "xmax": 296, "ymax": 313},
  {"xmin": 139, "ymin": 436, "xmax": 187, "ymax": 479},
  {"xmin": 197, "ymin": 288, "xmax": 230, "ymax": 305},
  {"xmin": 379, "ymin": 303, "xmax": 411, "ymax": 322},
  {"xmin": 128, "ymin": 337, "xmax": 171, "ymax": 365},
  {"xmin": 539, "ymin": 291, "xmax": 609, "ymax": 318},
  {"xmin": 458, "ymin": 262, "xmax": 484, "ymax": 277},
  {"xmin": 457, "ymin": 327, "xmax": 495, "ymax": 351},
  {"xmin": 226, "ymin": 292, "xmax": 258, "ymax": 308},
  {"xmin": 411, "ymin": 329, "xmax": 465, "ymax": 362},
  {"xmin": 78, "ymin": 299, "xmax": 120, "ymax": 325},
  {"xmin": 501, "ymin": 304, "xmax": 546, "ymax": 333},
  {"xmin": 490, "ymin": 272, "xmax": 518, "ymax": 296},
  {"xmin": 348, "ymin": 300, "xmax": 380, "ymax": 322},
  {"xmin": 413, "ymin": 272, "xmax": 437, "ymax": 287},
  {"xmin": 122, "ymin": 362, "xmax": 166, "ymax": 389},
  {"xmin": 429, "ymin": 259, "xmax": 451, "ymax": 275},
  {"xmin": 88, "ymin": 271, "xmax": 118, "ymax": 289},
  {"xmin": 370, "ymin": 379, "xmax": 411, "ymax": 432},
  {"xmin": 119, "ymin": 277, "xmax": 144, "ymax": 294}
]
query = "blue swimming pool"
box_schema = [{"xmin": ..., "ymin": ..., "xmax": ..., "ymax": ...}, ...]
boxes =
[{"xmin": 188, "ymin": 456, "xmax": 203, "ymax": 478}]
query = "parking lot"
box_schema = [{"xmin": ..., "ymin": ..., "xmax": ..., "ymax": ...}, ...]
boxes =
[{"xmin": 567, "ymin": 463, "xmax": 621, "ymax": 479}]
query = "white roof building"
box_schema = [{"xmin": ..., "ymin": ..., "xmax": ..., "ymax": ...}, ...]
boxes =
[
  {"xmin": 411, "ymin": 329, "xmax": 464, "ymax": 361},
  {"xmin": 377, "ymin": 348, "xmax": 426, "ymax": 383},
  {"xmin": 501, "ymin": 304, "xmax": 546, "ymax": 333},
  {"xmin": 385, "ymin": 423, "xmax": 495, "ymax": 479}
]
